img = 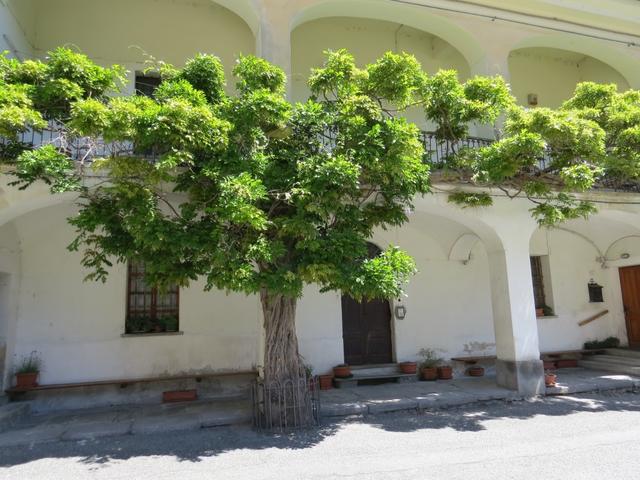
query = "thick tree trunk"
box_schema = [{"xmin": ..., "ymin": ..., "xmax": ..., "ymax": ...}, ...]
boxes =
[{"xmin": 260, "ymin": 289, "xmax": 304, "ymax": 384}]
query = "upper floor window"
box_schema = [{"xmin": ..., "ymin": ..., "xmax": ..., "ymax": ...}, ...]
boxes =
[
  {"xmin": 126, "ymin": 260, "xmax": 179, "ymax": 334},
  {"xmin": 135, "ymin": 73, "xmax": 161, "ymax": 97}
]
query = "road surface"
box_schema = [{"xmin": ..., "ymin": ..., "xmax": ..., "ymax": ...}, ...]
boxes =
[{"xmin": 2, "ymin": 390, "xmax": 640, "ymax": 479}]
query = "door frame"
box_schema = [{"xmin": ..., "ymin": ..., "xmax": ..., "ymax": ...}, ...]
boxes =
[
  {"xmin": 619, "ymin": 265, "xmax": 640, "ymax": 348},
  {"xmin": 340, "ymin": 294, "xmax": 397, "ymax": 365},
  {"xmin": 339, "ymin": 241, "xmax": 398, "ymax": 365}
]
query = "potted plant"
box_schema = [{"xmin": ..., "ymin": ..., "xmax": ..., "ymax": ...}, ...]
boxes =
[
  {"xmin": 418, "ymin": 348, "xmax": 441, "ymax": 381},
  {"xmin": 319, "ymin": 374, "xmax": 334, "ymax": 390},
  {"xmin": 15, "ymin": 351, "xmax": 42, "ymax": 389},
  {"xmin": 398, "ymin": 361, "xmax": 417, "ymax": 374},
  {"xmin": 304, "ymin": 363, "xmax": 315, "ymax": 390},
  {"xmin": 467, "ymin": 366, "xmax": 484, "ymax": 377},
  {"xmin": 545, "ymin": 371, "xmax": 557, "ymax": 387},
  {"xmin": 333, "ymin": 364, "xmax": 351, "ymax": 378},
  {"xmin": 160, "ymin": 315, "xmax": 179, "ymax": 333},
  {"xmin": 437, "ymin": 363, "xmax": 453, "ymax": 380}
]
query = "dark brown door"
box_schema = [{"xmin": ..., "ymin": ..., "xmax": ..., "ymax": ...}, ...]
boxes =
[
  {"xmin": 341, "ymin": 295, "xmax": 393, "ymax": 365},
  {"xmin": 619, "ymin": 266, "xmax": 640, "ymax": 348}
]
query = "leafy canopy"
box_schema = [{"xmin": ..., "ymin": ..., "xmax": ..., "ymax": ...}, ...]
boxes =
[
  {"xmin": 1, "ymin": 48, "xmax": 434, "ymax": 299},
  {"xmin": 2, "ymin": 47, "xmax": 640, "ymax": 296}
]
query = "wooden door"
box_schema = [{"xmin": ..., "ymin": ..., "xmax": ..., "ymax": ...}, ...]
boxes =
[
  {"xmin": 619, "ymin": 266, "xmax": 640, "ymax": 348},
  {"xmin": 341, "ymin": 295, "xmax": 393, "ymax": 365}
]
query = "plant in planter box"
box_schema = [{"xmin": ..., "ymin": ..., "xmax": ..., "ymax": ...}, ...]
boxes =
[
  {"xmin": 398, "ymin": 361, "xmax": 417, "ymax": 374},
  {"xmin": 333, "ymin": 364, "xmax": 351, "ymax": 378},
  {"xmin": 14, "ymin": 351, "xmax": 42, "ymax": 389},
  {"xmin": 437, "ymin": 363, "xmax": 453, "ymax": 380},
  {"xmin": 544, "ymin": 370, "xmax": 557, "ymax": 387},
  {"xmin": 319, "ymin": 374, "xmax": 334, "ymax": 390},
  {"xmin": 126, "ymin": 316, "xmax": 151, "ymax": 334},
  {"xmin": 159, "ymin": 315, "xmax": 179, "ymax": 333},
  {"xmin": 418, "ymin": 348, "xmax": 441, "ymax": 381}
]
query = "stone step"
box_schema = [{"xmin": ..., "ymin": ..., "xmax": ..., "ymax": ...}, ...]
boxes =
[
  {"xmin": 334, "ymin": 373, "xmax": 417, "ymax": 389},
  {"xmin": 604, "ymin": 348, "xmax": 640, "ymax": 359},
  {"xmin": 578, "ymin": 359, "xmax": 640, "ymax": 376},
  {"xmin": 350, "ymin": 364, "xmax": 401, "ymax": 377},
  {"xmin": 584, "ymin": 355, "xmax": 640, "ymax": 367}
]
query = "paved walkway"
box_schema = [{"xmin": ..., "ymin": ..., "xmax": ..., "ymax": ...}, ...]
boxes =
[
  {"xmin": 0, "ymin": 399, "xmax": 250, "ymax": 447},
  {"xmin": 0, "ymin": 367, "xmax": 637, "ymax": 447}
]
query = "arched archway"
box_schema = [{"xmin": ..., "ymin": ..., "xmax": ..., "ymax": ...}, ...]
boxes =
[
  {"xmin": 291, "ymin": 1, "xmax": 482, "ymax": 129},
  {"xmin": 28, "ymin": 0, "xmax": 257, "ymax": 93},
  {"xmin": 530, "ymin": 206, "xmax": 640, "ymax": 352},
  {"xmin": 509, "ymin": 46, "xmax": 631, "ymax": 108}
]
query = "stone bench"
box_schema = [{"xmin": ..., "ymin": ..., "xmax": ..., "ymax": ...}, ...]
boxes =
[
  {"xmin": 450, "ymin": 355, "xmax": 497, "ymax": 365},
  {"xmin": 5, "ymin": 370, "xmax": 258, "ymax": 401}
]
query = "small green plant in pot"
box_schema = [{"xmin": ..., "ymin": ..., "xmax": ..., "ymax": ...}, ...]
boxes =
[
  {"xmin": 15, "ymin": 351, "xmax": 42, "ymax": 389},
  {"xmin": 418, "ymin": 348, "xmax": 441, "ymax": 381}
]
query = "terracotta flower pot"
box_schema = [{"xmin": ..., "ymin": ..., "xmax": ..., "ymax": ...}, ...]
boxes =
[
  {"xmin": 15, "ymin": 372, "xmax": 39, "ymax": 389},
  {"xmin": 421, "ymin": 367, "xmax": 438, "ymax": 381},
  {"xmin": 399, "ymin": 362, "xmax": 417, "ymax": 374},
  {"xmin": 545, "ymin": 373, "xmax": 557, "ymax": 387},
  {"xmin": 319, "ymin": 374, "xmax": 334, "ymax": 390},
  {"xmin": 467, "ymin": 366, "xmax": 485, "ymax": 377},
  {"xmin": 162, "ymin": 389, "xmax": 197, "ymax": 403},
  {"xmin": 536, "ymin": 308, "xmax": 545, "ymax": 317},
  {"xmin": 437, "ymin": 366, "xmax": 453, "ymax": 380},
  {"xmin": 333, "ymin": 365, "xmax": 351, "ymax": 378},
  {"xmin": 556, "ymin": 359, "xmax": 578, "ymax": 369}
]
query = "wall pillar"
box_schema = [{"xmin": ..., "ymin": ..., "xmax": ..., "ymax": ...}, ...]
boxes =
[
  {"xmin": 255, "ymin": 10, "xmax": 292, "ymax": 95},
  {"xmin": 487, "ymin": 229, "xmax": 544, "ymax": 396}
]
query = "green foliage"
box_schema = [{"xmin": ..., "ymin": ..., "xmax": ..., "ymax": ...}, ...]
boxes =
[
  {"xmin": 447, "ymin": 191, "xmax": 492, "ymax": 208},
  {"xmin": 15, "ymin": 351, "xmax": 42, "ymax": 374},
  {"xmin": 417, "ymin": 348, "xmax": 442, "ymax": 369},
  {"xmin": 234, "ymin": 54, "xmax": 286, "ymax": 95},
  {"xmin": 10, "ymin": 145, "xmax": 79, "ymax": 192},
  {"xmin": 179, "ymin": 54, "xmax": 226, "ymax": 105},
  {"xmin": 421, "ymin": 71, "xmax": 514, "ymax": 141},
  {"xmin": 2, "ymin": 49, "xmax": 432, "ymax": 301},
  {"xmin": 584, "ymin": 336, "xmax": 620, "ymax": 350},
  {"xmin": 4, "ymin": 47, "xmax": 640, "ymax": 299},
  {"xmin": 448, "ymin": 81, "xmax": 640, "ymax": 225}
]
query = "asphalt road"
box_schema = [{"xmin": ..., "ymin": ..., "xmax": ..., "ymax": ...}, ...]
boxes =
[{"xmin": 2, "ymin": 390, "xmax": 640, "ymax": 479}]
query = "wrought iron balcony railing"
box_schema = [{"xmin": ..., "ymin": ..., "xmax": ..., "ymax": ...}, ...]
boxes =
[{"xmin": 2, "ymin": 124, "xmax": 639, "ymax": 193}]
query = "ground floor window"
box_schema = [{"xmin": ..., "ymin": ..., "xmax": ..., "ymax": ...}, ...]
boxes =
[
  {"xmin": 530, "ymin": 255, "xmax": 554, "ymax": 316},
  {"xmin": 126, "ymin": 260, "xmax": 179, "ymax": 334}
]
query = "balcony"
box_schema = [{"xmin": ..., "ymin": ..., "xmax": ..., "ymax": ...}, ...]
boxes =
[{"xmin": 2, "ymin": 124, "xmax": 638, "ymax": 193}]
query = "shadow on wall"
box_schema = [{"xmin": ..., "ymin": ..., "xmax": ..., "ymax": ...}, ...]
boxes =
[{"xmin": 1, "ymin": 391, "xmax": 640, "ymax": 467}]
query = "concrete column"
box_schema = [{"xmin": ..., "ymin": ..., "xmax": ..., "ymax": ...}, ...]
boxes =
[
  {"xmin": 255, "ymin": 10, "xmax": 292, "ymax": 95},
  {"xmin": 487, "ymin": 233, "xmax": 544, "ymax": 396}
]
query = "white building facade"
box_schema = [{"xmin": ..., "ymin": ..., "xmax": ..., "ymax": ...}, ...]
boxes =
[{"xmin": 1, "ymin": 0, "xmax": 640, "ymax": 408}]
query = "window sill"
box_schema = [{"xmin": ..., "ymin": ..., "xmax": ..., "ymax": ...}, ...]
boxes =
[
  {"xmin": 121, "ymin": 331, "xmax": 184, "ymax": 338},
  {"xmin": 536, "ymin": 315, "xmax": 558, "ymax": 319}
]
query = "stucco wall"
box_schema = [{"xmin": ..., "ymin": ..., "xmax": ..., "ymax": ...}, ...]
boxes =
[
  {"xmin": 1, "ymin": 0, "xmax": 34, "ymax": 58},
  {"xmin": 531, "ymin": 228, "xmax": 629, "ymax": 352},
  {"xmin": 29, "ymin": 0, "xmax": 255, "ymax": 94},
  {"xmin": 509, "ymin": 48, "xmax": 630, "ymax": 108},
  {"xmin": 292, "ymin": 17, "xmax": 471, "ymax": 129},
  {"xmin": 0, "ymin": 222, "xmax": 21, "ymax": 391},
  {"xmin": 6, "ymin": 196, "xmax": 636, "ymax": 384}
]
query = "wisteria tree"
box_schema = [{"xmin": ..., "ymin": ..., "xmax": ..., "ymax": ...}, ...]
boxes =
[{"xmin": 1, "ymin": 47, "xmax": 638, "ymax": 396}]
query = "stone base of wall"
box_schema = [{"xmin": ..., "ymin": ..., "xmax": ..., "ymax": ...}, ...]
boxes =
[
  {"xmin": 496, "ymin": 358, "xmax": 545, "ymax": 396},
  {"xmin": 11, "ymin": 373, "xmax": 256, "ymax": 414}
]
